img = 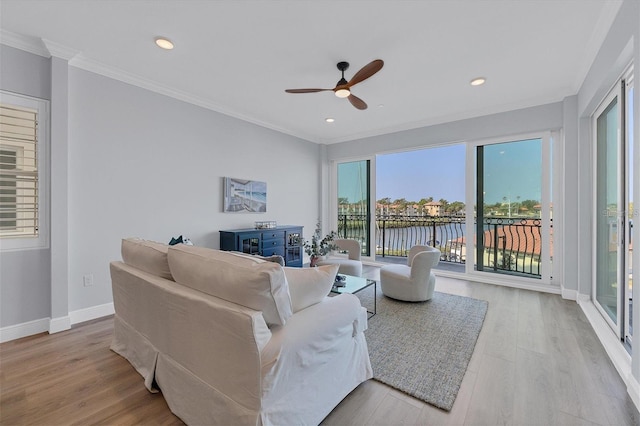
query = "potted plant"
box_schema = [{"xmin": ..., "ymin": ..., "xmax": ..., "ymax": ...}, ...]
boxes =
[{"xmin": 303, "ymin": 222, "xmax": 338, "ymax": 267}]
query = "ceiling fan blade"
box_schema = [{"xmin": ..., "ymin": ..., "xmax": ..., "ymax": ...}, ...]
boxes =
[
  {"xmin": 347, "ymin": 59, "xmax": 384, "ymax": 87},
  {"xmin": 348, "ymin": 94, "xmax": 368, "ymax": 110},
  {"xmin": 285, "ymin": 88, "xmax": 332, "ymax": 93}
]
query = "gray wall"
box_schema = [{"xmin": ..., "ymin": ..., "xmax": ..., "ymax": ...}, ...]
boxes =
[
  {"xmin": 327, "ymin": 102, "xmax": 563, "ymax": 160},
  {"xmin": 0, "ymin": 45, "xmax": 52, "ymax": 327},
  {"xmin": 66, "ymin": 68, "xmax": 320, "ymax": 312},
  {"xmin": 0, "ymin": 45, "xmax": 320, "ymax": 326},
  {"xmin": 573, "ymin": 0, "xmax": 639, "ymax": 380},
  {"xmin": 0, "ymin": 45, "xmax": 50, "ymax": 99}
]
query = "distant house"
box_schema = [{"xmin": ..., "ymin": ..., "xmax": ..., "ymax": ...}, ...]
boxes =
[{"xmin": 425, "ymin": 201, "xmax": 443, "ymax": 216}]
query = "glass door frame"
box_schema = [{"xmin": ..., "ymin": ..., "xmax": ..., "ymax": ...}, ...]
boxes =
[
  {"xmin": 330, "ymin": 155, "xmax": 376, "ymax": 263},
  {"xmin": 465, "ymin": 131, "xmax": 554, "ymax": 286},
  {"xmin": 623, "ymin": 69, "xmax": 634, "ymax": 347},
  {"xmin": 592, "ymin": 65, "xmax": 634, "ymax": 342},
  {"xmin": 592, "ymin": 79, "xmax": 625, "ymax": 337}
]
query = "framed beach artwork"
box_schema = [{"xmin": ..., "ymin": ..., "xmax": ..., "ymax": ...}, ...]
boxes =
[{"xmin": 223, "ymin": 177, "xmax": 267, "ymax": 213}]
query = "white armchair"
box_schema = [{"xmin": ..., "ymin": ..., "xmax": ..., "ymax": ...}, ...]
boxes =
[
  {"xmin": 380, "ymin": 245, "xmax": 440, "ymax": 302},
  {"xmin": 317, "ymin": 238, "xmax": 363, "ymax": 277}
]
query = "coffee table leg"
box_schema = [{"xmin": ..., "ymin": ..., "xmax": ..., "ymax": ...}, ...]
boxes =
[{"xmin": 369, "ymin": 282, "xmax": 376, "ymax": 319}]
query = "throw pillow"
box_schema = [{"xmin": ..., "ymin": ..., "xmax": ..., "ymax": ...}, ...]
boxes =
[
  {"xmin": 121, "ymin": 238, "xmax": 173, "ymax": 280},
  {"xmin": 284, "ymin": 264, "xmax": 339, "ymax": 313},
  {"xmin": 167, "ymin": 245, "xmax": 292, "ymax": 326}
]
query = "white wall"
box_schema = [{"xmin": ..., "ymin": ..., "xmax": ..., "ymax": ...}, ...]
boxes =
[{"xmin": 67, "ymin": 68, "xmax": 320, "ymax": 312}]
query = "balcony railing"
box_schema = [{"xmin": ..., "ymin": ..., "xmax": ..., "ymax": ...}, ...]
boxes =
[{"xmin": 337, "ymin": 214, "xmax": 546, "ymax": 278}]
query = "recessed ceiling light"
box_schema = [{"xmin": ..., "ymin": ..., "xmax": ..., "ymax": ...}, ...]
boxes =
[
  {"xmin": 325, "ymin": 118, "xmax": 335, "ymax": 123},
  {"xmin": 155, "ymin": 37, "xmax": 174, "ymax": 50},
  {"xmin": 378, "ymin": 104, "xmax": 384, "ymax": 108},
  {"xmin": 470, "ymin": 77, "xmax": 486, "ymax": 86}
]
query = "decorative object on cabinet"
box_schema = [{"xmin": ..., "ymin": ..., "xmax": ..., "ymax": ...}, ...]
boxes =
[
  {"xmin": 223, "ymin": 177, "xmax": 267, "ymax": 213},
  {"xmin": 220, "ymin": 225, "xmax": 303, "ymax": 267},
  {"xmin": 303, "ymin": 221, "xmax": 338, "ymax": 267},
  {"xmin": 255, "ymin": 221, "xmax": 277, "ymax": 229}
]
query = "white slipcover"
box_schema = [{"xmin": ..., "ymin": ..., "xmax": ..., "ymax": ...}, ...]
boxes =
[
  {"xmin": 110, "ymin": 239, "xmax": 372, "ymax": 425},
  {"xmin": 380, "ymin": 245, "xmax": 440, "ymax": 302},
  {"xmin": 316, "ymin": 238, "xmax": 363, "ymax": 276}
]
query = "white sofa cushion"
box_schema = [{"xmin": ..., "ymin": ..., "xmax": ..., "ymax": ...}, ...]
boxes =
[
  {"xmin": 121, "ymin": 238, "xmax": 173, "ymax": 280},
  {"xmin": 284, "ymin": 265, "xmax": 339, "ymax": 313},
  {"xmin": 167, "ymin": 245, "xmax": 292, "ymax": 326}
]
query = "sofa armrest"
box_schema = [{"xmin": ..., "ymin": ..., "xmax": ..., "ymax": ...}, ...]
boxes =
[
  {"xmin": 295, "ymin": 293, "xmax": 365, "ymax": 335},
  {"xmin": 268, "ymin": 294, "xmax": 366, "ymax": 363}
]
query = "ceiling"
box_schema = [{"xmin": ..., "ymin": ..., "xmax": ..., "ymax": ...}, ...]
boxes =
[{"xmin": 0, "ymin": 0, "xmax": 622, "ymax": 144}]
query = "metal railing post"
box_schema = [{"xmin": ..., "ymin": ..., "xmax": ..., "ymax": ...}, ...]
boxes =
[
  {"xmin": 493, "ymin": 223, "xmax": 499, "ymax": 272},
  {"xmin": 382, "ymin": 220, "xmax": 386, "ymax": 257},
  {"xmin": 432, "ymin": 219, "xmax": 437, "ymax": 247}
]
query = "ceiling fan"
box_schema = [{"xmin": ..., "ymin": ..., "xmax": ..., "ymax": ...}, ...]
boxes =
[{"xmin": 285, "ymin": 59, "xmax": 384, "ymax": 110}]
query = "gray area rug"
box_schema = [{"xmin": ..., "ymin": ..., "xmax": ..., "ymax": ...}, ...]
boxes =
[{"xmin": 355, "ymin": 285, "xmax": 488, "ymax": 411}]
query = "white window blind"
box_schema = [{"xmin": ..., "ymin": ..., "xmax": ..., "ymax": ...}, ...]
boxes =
[{"xmin": 0, "ymin": 103, "xmax": 39, "ymax": 238}]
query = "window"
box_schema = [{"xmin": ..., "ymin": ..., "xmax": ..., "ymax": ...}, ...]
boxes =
[{"xmin": 0, "ymin": 92, "xmax": 48, "ymax": 250}]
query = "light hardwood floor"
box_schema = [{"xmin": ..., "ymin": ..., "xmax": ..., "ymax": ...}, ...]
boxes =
[{"xmin": 1, "ymin": 266, "xmax": 638, "ymax": 425}]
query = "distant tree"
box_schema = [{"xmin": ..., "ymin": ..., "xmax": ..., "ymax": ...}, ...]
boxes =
[
  {"xmin": 377, "ymin": 197, "xmax": 391, "ymax": 216},
  {"xmin": 417, "ymin": 198, "xmax": 431, "ymax": 215},
  {"xmin": 393, "ymin": 198, "xmax": 409, "ymax": 215},
  {"xmin": 520, "ymin": 199, "xmax": 539, "ymax": 211},
  {"xmin": 448, "ymin": 201, "xmax": 465, "ymax": 214}
]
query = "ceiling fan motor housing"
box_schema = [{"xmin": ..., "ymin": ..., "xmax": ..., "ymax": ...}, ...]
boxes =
[{"xmin": 337, "ymin": 61, "xmax": 350, "ymax": 72}]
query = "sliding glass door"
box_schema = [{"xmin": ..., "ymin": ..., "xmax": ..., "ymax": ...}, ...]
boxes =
[
  {"xmin": 595, "ymin": 91, "xmax": 621, "ymax": 329},
  {"xmin": 473, "ymin": 135, "xmax": 552, "ymax": 282},
  {"xmin": 336, "ymin": 160, "xmax": 371, "ymax": 257},
  {"xmin": 593, "ymin": 68, "xmax": 633, "ymax": 346}
]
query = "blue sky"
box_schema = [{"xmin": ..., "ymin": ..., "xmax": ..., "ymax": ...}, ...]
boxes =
[
  {"xmin": 374, "ymin": 140, "xmax": 543, "ymax": 205},
  {"xmin": 376, "ymin": 145, "xmax": 466, "ymax": 203}
]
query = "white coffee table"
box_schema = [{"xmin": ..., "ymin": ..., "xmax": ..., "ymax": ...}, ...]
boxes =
[{"xmin": 330, "ymin": 274, "xmax": 376, "ymax": 318}]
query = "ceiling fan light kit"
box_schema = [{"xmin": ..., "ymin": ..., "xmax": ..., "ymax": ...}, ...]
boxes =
[
  {"xmin": 154, "ymin": 37, "xmax": 174, "ymax": 50},
  {"xmin": 285, "ymin": 59, "xmax": 384, "ymax": 110}
]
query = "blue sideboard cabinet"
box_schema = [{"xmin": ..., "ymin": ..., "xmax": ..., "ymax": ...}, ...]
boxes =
[{"xmin": 220, "ymin": 225, "xmax": 303, "ymax": 267}]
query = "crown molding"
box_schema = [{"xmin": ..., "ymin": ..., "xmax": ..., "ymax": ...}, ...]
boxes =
[
  {"xmin": 69, "ymin": 55, "xmax": 319, "ymax": 143},
  {"xmin": 0, "ymin": 29, "xmax": 49, "ymax": 57},
  {"xmin": 319, "ymin": 94, "xmax": 566, "ymax": 145},
  {"xmin": 572, "ymin": 0, "xmax": 624, "ymax": 93},
  {"xmin": 0, "ymin": 28, "xmax": 318, "ymax": 143},
  {"xmin": 42, "ymin": 38, "xmax": 79, "ymax": 60}
]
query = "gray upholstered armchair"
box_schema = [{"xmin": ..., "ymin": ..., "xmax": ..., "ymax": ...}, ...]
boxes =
[
  {"xmin": 380, "ymin": 245, "xmax": 440, "ymax": 301},
  {"xmin": 316, "ymin": 238, "xmax": 363, "ymax": 277}
]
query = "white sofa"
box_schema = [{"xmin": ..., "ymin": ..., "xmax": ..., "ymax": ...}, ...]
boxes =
[{"xmin": 110, "ymin": 238, "xmax": 372, "ymax": 426}]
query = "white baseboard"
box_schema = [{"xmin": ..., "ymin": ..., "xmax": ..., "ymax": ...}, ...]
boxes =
[
  {"xmin": 561, "ymin": 287, "xmax": 578, "ymax": 301},
  {"xmin": 578, "ymin": 299, "xmax": 640, "ymax": 412},
  {"xmin": 576, "ymin": 292, "xmax": 591, "ymax": 303},
  {"xmin": 49, "ymin": 315, "xmax": 71, "ymax": 334},
  {"xmin": 69, "ymin": 302, "xmax": 114, "ymax": 325},
  {"xmin": 629, "ymin": 375, "xmax": 640, "ymax": 413},
  {"xmin": 1, "ymin": 303, "xmax": 115, "ymax": 343},
  {"xmin": 0, "ymin": 317, "xmax": 49, "ymax": 343}
]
